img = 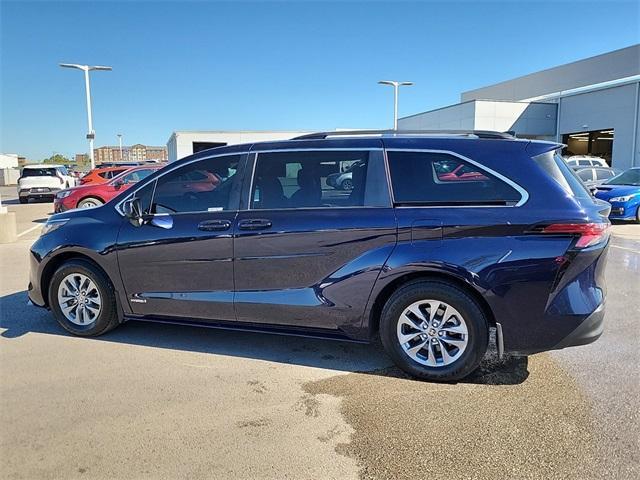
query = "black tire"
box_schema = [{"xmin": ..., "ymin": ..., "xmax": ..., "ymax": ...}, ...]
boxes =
[
  {"xmin": 48, "ymin": 259, "xmax": 120, "ymax": 336},
  {"xmin": 379, "ymin": 280, "xmax": 489, "ymax": 382},
  {"xmin": 77, "ymin": 197, "xmax": 104, "ymax": 209},
  {"xmin": 19, "ymin": 197, "xmax": 28, "ymax": 204},
  {"xmin": 635, "ymin": 207, "xmax": 640, "ymax": 224}
]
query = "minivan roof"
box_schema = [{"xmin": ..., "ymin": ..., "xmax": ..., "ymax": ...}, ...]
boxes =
[
  {"xmin": 292, "ymin": 129, "xmax": 516, "ymax": 140},
  {"xmin": 177, "ymin": 130, "xmax": 562, "ymax": 165}
]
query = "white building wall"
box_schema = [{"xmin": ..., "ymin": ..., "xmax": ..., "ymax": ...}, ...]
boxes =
[
  {"xmin": 557, "ymin": 82, "xmax": 639, "ymax": 169},
  {"xmin": 0, "ymin": 154, "xmax": 19, "ymax": 169},
  {"xmin": 398, "ymin": 102, "xmax": 476, "ymax": 130},
  {"xmin": 474, "ymin": 101, "xmax": 556, "ymax": 136},
  {"xmin": 167, "ymin": 131, "xmax": 311, "ymax": 162},
  {"xmin": 462, "ymin": 44, "xmax": 640, "ymax": 102},
  {"xmin": 399, "ymin": 101, "xmax": 556, "ymax": 137}
]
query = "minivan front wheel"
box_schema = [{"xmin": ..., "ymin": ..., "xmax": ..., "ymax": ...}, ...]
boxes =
[
  {"xmin": 49, "ymin": 259, "xmax": 120, "ymax": 336},
  {"xmin": 379, "ymin": 281, "xmax": 489, "ymax": 382}
]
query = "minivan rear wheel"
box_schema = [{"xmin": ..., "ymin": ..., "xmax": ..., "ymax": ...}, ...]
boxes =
[
  {"xmin": 49, "ymin": 259, "xmax": 120, "ymax": 336},
  {"xmin": 379, "ymin": 281, "xmax": 489, "ymax": 382}
]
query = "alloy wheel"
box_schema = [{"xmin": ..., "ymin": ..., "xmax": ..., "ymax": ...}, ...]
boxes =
[
  {"xmin": 396, "ymin": 299, "xmax": 469, "ymax": 367},
  {"xmin": 56, "ymin": 273, "xmax": 102, "ymax": 325}
]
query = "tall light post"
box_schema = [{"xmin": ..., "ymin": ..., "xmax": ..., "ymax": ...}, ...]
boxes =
[
  {"xmin": 59, "ymin": 63, "xmax": 112, "ymax": 169},
  {"xmin": 378, "ymin": 80, "xmax": 413, "ymax": 130},
  {"xmin": 117, "ymin": 133, "xmax": 123, "ymax": 162}
]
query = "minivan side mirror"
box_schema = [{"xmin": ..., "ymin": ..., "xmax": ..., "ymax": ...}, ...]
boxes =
[{"xmin": 122, "ymin": 197, "xmax": 144, "ymax": 227}]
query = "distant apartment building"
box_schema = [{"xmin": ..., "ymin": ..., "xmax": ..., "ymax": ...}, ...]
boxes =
[
  {"xmin": 75, "ymin": 153, "xmax": 89, "ymax": 164},
  {"xmin": 93, "ymin": 144, "xmax": 168, "ymax": 164}
]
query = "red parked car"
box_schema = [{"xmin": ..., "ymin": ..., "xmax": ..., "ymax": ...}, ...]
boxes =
[
  {"xmin": 435, "ymin": 161, "xmax": 489, "ymax": 182},
  {"xmin": 54, "ymin": 165, "xmax": 161, "ymax": 212},
  {"xmin": 79, "ymin": 166, "xmax": 130, "ymax": 186}
]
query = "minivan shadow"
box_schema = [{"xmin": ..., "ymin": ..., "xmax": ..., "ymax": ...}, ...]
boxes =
[{"xmin": 1, "ymin": 290, "xmax": 529, "ymax": 385}]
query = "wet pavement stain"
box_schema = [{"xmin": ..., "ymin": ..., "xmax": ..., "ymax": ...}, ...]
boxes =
[{"xmin": 304, "ymin": 353, "xmax": 597, "ymax": 480}]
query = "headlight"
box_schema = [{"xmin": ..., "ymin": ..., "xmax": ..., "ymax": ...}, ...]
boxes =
[
  {"xmin": 56, "ymin": 190, "xmax": 73, "ymax": 199},
  {"xmin": 41, "ymin": 219, "xmax": 69, "ymax": 236},
  {"xmin": 609, "ymin": 193, "xmax": 639, "ymax": 203}
]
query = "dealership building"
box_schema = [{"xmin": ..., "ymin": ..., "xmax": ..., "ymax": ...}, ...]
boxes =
[
  {"xmin": 399, "ymin": 44, "xmax": 640, "ymax": 170},
  {"xmin": 166, "ymin": 130, "xmax": 311, "ymax": 162}
]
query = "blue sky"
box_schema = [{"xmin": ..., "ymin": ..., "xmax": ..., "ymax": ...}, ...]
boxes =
[{"xmin": 1, "ymin": 0, "xmax": 639, "ymax": 160}]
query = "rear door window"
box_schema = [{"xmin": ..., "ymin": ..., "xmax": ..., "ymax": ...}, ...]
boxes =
[
  {"xmin": 250, "ymin": 150, "xmax": 377, "ymax": 209},
  {"xmin": 386, "ymin": 151, "xmax": 522, "ymax": 206}
]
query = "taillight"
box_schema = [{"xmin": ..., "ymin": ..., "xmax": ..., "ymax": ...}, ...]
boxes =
[{"xmin": 541, "ymin": 222, "xmax": 610, "ymax": 248}]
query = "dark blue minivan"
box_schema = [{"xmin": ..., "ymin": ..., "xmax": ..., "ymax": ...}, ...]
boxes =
[{"xmin": 28, "ymin": 131, "xmax": 610, "ymax": 381}]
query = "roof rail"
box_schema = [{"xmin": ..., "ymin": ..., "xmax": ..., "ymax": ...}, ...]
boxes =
[{"xmin": 292, "ymin": 129, "xmax": 515, "ymax": 140}]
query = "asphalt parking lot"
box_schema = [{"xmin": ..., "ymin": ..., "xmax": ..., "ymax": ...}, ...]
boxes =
[{"xmin": 1, "ymin": 185, "xmax": 638, "ymax": 480}]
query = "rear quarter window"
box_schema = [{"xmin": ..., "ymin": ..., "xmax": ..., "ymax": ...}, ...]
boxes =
[
  {"xmin": 387, "ymin": 151, "xmax": 522, "ymax": 206},
  {"xmin": 533, "ymin": 151, "xmax": 591, "ymax": 199}
]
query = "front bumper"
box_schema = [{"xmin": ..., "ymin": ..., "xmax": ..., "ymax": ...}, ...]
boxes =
[
  {"xmin": 607, "ymin": 203, "xmax": 638, "ymax": 220},
  {"xmin": 553, "ymin": 302, "xmax": 605, "ymax": 350},
  {"xmin": 53, "ymin": 199, "xmax": 71, "ymax": 213}
]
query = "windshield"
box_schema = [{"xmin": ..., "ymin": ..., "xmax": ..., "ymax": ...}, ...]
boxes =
[{"xmin": 605, "ymin": 169, "xmax": 640, "ymax": 186}]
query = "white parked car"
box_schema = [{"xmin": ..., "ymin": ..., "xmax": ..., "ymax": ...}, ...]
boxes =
[
  {"xmin": 17, "ymin": 164, "xmax": 77, "ymax": 204},
  {"xmin": 574, "ymin": 166, "xmax": 621, "ymax": 188},
  {"xmin": 565, "ymin": 156, "xmax": 608, "ymax": 169}
]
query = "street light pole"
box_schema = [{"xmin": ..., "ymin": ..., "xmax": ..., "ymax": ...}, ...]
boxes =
[
  {"xmin": 378, "ymin": 80, "xmax": 414, "ymax": 130},
  {"xmin": 117, "ymin": 134, "xmax": 123, "ymax": 162},
  {"xmin": 83, "ymin": 68, "xmax": 95, "ymax": 168},
  {"xmin": 60, "ymin": 63, "xmax": 112, "ymax": 170}
]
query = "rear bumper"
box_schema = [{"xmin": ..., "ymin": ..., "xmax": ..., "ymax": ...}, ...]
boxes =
[
  {"xmin": 552, "ymin": 301, "xmax": 605, "ymax": 350},
  {"xmin": 19, "ymin": 188, "xmax": 60, "ymax": 200}
]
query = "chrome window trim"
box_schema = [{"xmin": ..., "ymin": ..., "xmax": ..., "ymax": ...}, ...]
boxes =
[
  {"xmin": 252, "ymin": 147, "xmax": 383, "ymax": 153},
  {"xmin": 384, "ymin": 148, "xmax": 529, "ymax": 208},
  {"xmin": 114, "ymin": 151, "xmax": 249, "ymax": 216},
  {"xmin": 246, "ymin": 148, "xmax": 384, "ymax": 211}
]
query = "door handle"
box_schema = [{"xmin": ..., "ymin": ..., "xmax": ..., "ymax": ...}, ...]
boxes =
[
  {"xmin": 198, "ymin": 219, "xmax": 231, "ymax": 231},
  {"xmin": 238, "ymin": 219, "xmax": 272, "ymax": 230}
]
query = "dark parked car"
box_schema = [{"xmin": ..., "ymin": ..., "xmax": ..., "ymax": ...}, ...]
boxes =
[{"xmin": 28, "ymin": 130, "xmax": 610, "ymax": 382}]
